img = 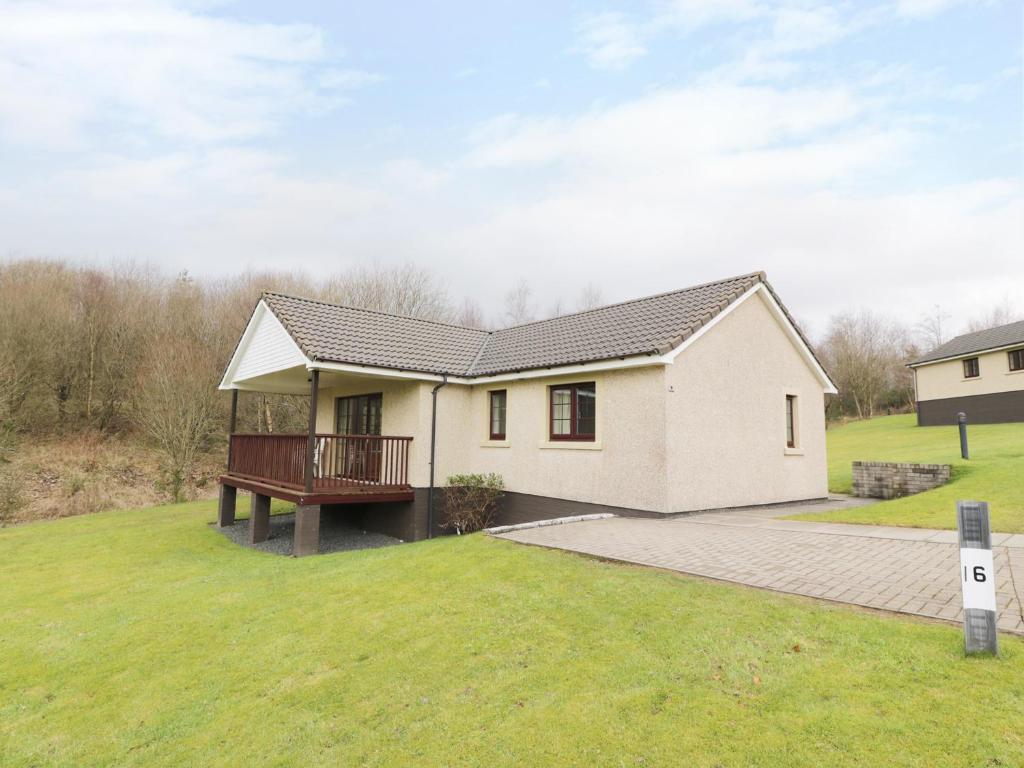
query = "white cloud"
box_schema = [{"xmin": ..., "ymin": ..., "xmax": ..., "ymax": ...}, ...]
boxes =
[
  {"xmin": 447, "ymin": 81, "xmax": 1022, "ymax": 331},
  {"xmin": 573, "ymin": 12, "xmax": 648, "ymax": 70},
  {"xmin": 466, "ymin": 85, "xmax": 864, "ymax": 171},
  {"xmin": 656, "ymin": 0, "xmax": 766, "ymax": 31},
  {"xmin": 0, "ymin": 0, "xmax": 379, "ymax": 149},
  {"xmin": 895, "ymin": 0, "xmax": 976, "ymax": 18},
  {"xmin": 574, "ymin": 1, "xmax": 971, "ymax": 78}
]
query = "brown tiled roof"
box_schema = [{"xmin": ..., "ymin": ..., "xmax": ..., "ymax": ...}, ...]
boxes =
[
  {"xmin": 262, "ymin": 293, "xmax": 488, "ymax": 376},
  {"xmin": 911, "ymin": 319, "xmax": 1024, "ymax": 366},
  {"xmin": 260, "ymin": 271, "xmax": 798, "ymax": 378},
  {"xmin": 469, "ymin": 272, "xmax": 763, "ymax": 375}
]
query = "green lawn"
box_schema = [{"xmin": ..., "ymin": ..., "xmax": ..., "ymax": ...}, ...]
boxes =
[
  {"xmin": 790, "ymin": 414, "xmax": 1024, "ymax": 532},
  {"xmin": 1, "ymin": 501, "xmax": 1022, "ymax": 767}
]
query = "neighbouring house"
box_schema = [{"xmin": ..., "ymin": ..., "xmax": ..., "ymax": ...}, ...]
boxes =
[
  {"xmin": 909, "ymin": 320, "xmax": 1024, "ymax": 426},
  {"xmin": 217, "ymin": 271, "xmax": 836, "ymax": 555}
]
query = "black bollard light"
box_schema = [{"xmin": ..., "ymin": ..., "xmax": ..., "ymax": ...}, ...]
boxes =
[{"xmin": 957, "ymin": 411, "xmax": 969, "ymax": 460}]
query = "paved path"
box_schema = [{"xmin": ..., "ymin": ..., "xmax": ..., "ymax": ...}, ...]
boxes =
[{"xmin": 495, "ymin": 498, "xmax": 1024, "ymax": 635}]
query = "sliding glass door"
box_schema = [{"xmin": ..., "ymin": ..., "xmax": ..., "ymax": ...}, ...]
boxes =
[{"xmin": 334, "ymin": 393, "xmax": 383, "ymax": 482}]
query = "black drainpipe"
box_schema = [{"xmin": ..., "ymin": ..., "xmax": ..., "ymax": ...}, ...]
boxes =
[{"xmin": 427, "ymin": 373, "xmax": 448, "ymax": 539}]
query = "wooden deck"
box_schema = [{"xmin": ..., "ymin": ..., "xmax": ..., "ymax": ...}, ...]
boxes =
[
  {"xmin": 221, "ymin": 433, "xmax": 414, "ymax": 506},
  {"xmin": 219, "ymin": 474, "xmax": 414, "ymax": 506}
]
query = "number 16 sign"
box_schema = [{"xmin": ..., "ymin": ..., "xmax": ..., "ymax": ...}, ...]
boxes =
[{"xmin": 957, "ymin": 501, "xmax": 998, "ymax": 655}]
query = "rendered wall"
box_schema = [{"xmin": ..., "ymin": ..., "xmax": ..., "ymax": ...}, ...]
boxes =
[
  {"xmin": 664, "ymin": 291, "xmax": 829, "ymax": 512},
  {"xmin": 432, "ymin": 368, "xmax": 670, "ymax": 513}
]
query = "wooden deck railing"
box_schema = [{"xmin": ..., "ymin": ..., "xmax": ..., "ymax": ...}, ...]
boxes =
[{"xmin": 228, "ymin": 433, "xmax": 412, "ymax": 491}]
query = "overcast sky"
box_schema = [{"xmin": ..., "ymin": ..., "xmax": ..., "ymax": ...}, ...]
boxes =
[{"xmin": 0, "ymin": 0, "xmax": 1020, "ymax": 336}]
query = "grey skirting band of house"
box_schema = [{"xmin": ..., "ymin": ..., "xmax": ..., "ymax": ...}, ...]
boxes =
[{"xmin": 917, "ymin": 390, "xmax": 1024, "ymax": 426}]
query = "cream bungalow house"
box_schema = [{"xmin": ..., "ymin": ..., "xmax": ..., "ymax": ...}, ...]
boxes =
[
  {"xmin": 217, "ymin": 271, "xmax": 836, "ymax": 555},
  {"xmin": 909, "ymin": 320, "xmax": 1024, "ymax": 426}
]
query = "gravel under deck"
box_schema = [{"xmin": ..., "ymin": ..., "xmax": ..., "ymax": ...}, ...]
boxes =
[{"xmin": 214, "ymin": 511, "xmax": 400, "ymax": 556}]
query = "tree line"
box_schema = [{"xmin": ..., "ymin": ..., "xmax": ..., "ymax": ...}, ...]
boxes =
[{"xmin": 819, "ymin": 298, "xmax": 1020, "ymax": 422}]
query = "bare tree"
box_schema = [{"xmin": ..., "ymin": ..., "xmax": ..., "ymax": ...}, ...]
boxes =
[
  {"xmin": 135, "ymin": 350, "xmax": 220, "ymax": 502},
  {"xmin": 503, "ymin": 280, "xmax": 534, "ymax": 326},
  {"xmin": 915, "ymin": 304, "xmax": 950, "ymax": 350},
  {"xmin": 321, "ymin": 263, "xmax": 453, "ymax": 322},
  {"xmin": 964, "ymin": 297, "xmax": 1021, "ymax": 334},
  {"xmin": 0, "ymin": 336, "xmax": 26, "ymax": 455},
  {"xmin": 75, "ymin": 269, "xmax": 116, "ymax": 425},
  {"xmin": 545, "ymin": 298, "xmax": 565, "ymax": 320},
  {"xmin": 819, "ymin": 311, "xmax": 916, "ymax": 420},
  {"xmin": 455, "ymin": 297, "xmax": 488, "ymax": 329},
  {"xmin": 576, "ymin": 283, "xmax": 605, "ymax": 311}
]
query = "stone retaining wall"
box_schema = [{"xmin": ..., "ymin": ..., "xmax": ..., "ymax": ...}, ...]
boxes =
[{"xmin": 852, "ymin": 461, "xmax": 951, "ymax": 500}]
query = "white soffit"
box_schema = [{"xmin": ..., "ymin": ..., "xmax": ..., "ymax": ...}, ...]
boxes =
[{"xmin": 219, "ymin": 301, "xmax": 310, "ymax": 390}]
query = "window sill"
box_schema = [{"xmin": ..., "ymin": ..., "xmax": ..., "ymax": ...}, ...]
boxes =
[
  {"xmin": 481, "ymin": 440, "xmax": 510, "ymax": 448},
  {"xmin": 784, "ymin": 447, "xmax": 805, "ymax": 456},
  {"xmin": 1006, "ymin": 369, "xmax": 1024, "ymax": 376},
  {"xmin": 538, "ymin": 440, "xmax": 602, "ymax": 451},
  {"xmin": 961, "ymin": 378, "xmax": 981, "ymax": 382}
]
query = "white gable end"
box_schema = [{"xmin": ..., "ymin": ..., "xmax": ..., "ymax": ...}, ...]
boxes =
[{"xmin": 220, "ymin": 301, "xmax": 309, "ymax": 389}]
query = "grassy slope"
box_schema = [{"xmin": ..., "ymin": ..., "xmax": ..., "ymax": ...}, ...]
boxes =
[
  {"xmin": 791, "ymin": 414, "xmax": 1024, "ymax": 532},
  {"xmin": 1, "ymin": 501, "xmax": 1022, "ymax": 767},
  {"xmin": 1, "ymin": 433, "xmax": 223, "ymax": 524}
]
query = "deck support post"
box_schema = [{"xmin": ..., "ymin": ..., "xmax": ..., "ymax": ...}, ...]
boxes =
[
  {"xmin": 226, "ymin": 388, "xmax": 238, "ymax": 471},
  {"xmin": 249, "ymin": 493, "xmax": 271, "ymax": 544},
  {"xmin": 293, "ymin": 505, "xmax": 321, "ymax": 557},
  {"xmin": 217, "ymin": 484, "xmax": 237, "ymax": 527},
  {"xmin": 304, "ymin": 370, "xmax": 320, "ymax": 494}
]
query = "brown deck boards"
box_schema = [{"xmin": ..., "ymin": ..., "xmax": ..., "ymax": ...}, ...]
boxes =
[{"xmin": 219, "ymin": 474, "xmax": 414, "ymax": 506}]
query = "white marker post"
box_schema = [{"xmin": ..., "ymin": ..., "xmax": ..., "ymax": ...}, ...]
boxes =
[{"xmin": 957, "ymin": 501, "xmax": 998, "ymax": 655}]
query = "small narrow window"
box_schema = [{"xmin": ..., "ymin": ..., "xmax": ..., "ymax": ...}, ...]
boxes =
[
  {"xmin": 963, "ymin": 357, "xmax": 980, "ymax": 378},
  {"xmin": 489, "ymin": 390, "xmax": 507, "ymax": 440},
  {"xmin": 785, "ymin": 395, "xmax": 797, "ymax": 449},
  {"xmin": 550, "ymin": 382, "xmax": 596, "ymax": 441},
  {"xmin": 1009, "ymin": 349, "xmax": 1024, "ymax": 372}
]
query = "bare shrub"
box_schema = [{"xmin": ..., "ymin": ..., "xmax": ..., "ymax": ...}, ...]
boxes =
[
  {"xmin": 0, "ymin": 465, "xmax": 23, "ymax": 525},
  {"xmin": 135, "ymin": 351, "xmax": 220, "ymax": 502},
  {"xmin": 442, "ymin": 473, "xmax": 504, "ymax": 534}
]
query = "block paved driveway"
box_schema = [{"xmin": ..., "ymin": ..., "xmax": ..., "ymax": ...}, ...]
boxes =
[{"xmin": 495, "ymin": 498, "xmax": 1024, "ymax": 635}]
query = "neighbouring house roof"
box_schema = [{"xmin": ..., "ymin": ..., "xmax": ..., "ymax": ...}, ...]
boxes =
[
  {"xmin": 910, "ymin": 320, "xmax": 1024, "ymax": 367},
  {"xmin": 248, "ymin": 270, "xmax": 830, "ymax": 385}
]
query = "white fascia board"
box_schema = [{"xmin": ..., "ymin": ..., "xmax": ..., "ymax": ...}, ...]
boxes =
[
  {"xmin": 460, "ymin": 353, "xmax": 666, "ymax": 386},
  {"xmin": 664, "ymin": 283, "xmax": 836, "ymax": 394},
  {"xmin": 310, "ymin": 353, "xmax": 667, "ymax": 386},
  {"xmin": 218, "ymin": 301, "xmax": 311, "ymax": 390},
  {"xmin": 662, "ymin": 283, "xmax": 761, "ymax": 363},
  {"xmin": 908, "ymin": 341, "xmax": 1024, "ymax": 369},
  {"xmin": 757, "ymin": 285, "xmax": 837, "ymax": 394},
  {"xmin": 309, "ymin": 360, "xmax": 454, "ymax": 383}
]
